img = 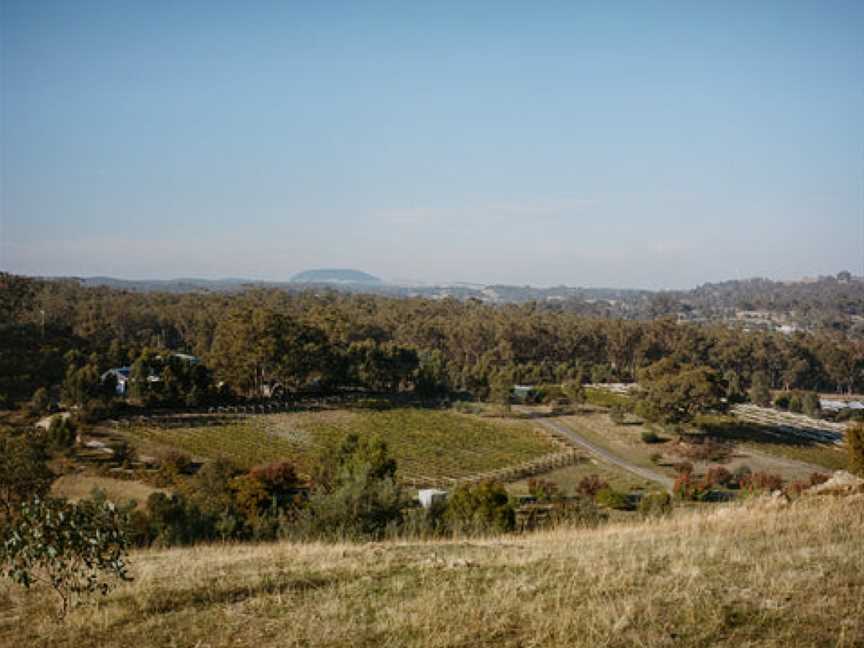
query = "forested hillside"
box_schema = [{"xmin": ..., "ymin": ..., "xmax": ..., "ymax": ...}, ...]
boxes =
[{"xmin": 3, "ymin": 272, "xmax": 864, "ymax": 408}]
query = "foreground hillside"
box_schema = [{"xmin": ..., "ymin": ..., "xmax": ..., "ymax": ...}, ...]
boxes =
[{"xmin": 3, "ymin": 495, "xmax": 863, "ymax": 647}]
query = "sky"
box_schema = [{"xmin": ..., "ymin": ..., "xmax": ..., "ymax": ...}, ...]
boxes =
[{"xmin": 1, "ymin": 1, "xmax": 862, "ymax": 289}]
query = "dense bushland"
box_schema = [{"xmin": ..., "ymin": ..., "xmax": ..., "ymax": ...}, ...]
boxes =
[{"xmin": 4, "ymin": 273, "xmax": 864, "ymax": 411}]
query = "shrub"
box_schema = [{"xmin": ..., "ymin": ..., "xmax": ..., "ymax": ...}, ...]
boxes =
[
  {"xmin": 399, "ymin": 500, "xmax": 449, "ymax": 539},
  {"xmin": 45, "ymin": 416, "xmax": 76, "ymax": 453},
  {"xmin": 156, "ymin": 450, "xmax": 194, "ymax": 484},
  {"xmin": 29, "ymin": 387, "xmax": 51, "ymax": 415},
  {"xmin": 808, "ymin": 472, "xmax": 830, "ymax": 487},
  {"xmin": 0, "ymin": 432, "xmax": 55, "ymax": 521},
  {"xmin": 145, "ymin": 492, "xmax": 215, "ymax": 546},
  {"xmin": 298, "ymin": 435, "xmax": 405, "ymax": 541},
  {"xmin": 773, "ymin": 394, "xmax": 790, "ymax": 410},
  {"xmin": 523, "ymin": 496, "xmax": 607, "ymax": 530},
  {"xmin": 576, "ymin": 474, "xmax": 608, "ymax": 498},
  {"xmin": 705, "ymin": 465, "xmax": 733, "ymax": 488},
  {"xmin": 638, "ymin": 490, "xmax": 672, "ymax": 516},
  {"xmin": 561, "ymin": 379, "xmax": 586, "ymax": 408},
  {"xmin": 609, "ymin": 405, "xmax": 627, "ymax": 425},
  {"xmin": 110, "ymin": 440, "xmax": 136, "ymax": 468},
  {"xmin": 802, "ymin": 392, "xmax": 821, "ymax": 418},
  {"xmin": 730, "ymin": 464, "xmax": 752, "ymax": 489},
  {"xmin": 784, "ymin": 472, "xmax": 831, "ymax": 497},
  {"xmin": 527, "ymin": 478, "xmax": 560, "ymax": 502},
  {"xmin": 787, "ymin": 394, "xmax": 803, "ymax": 414},
  {"xmin": 444, "ymin": 481, "xmax": 515, "ymax": 535},
  {"xmin": 641, "ymin": 430, "xmax": 662, "ymax": 444},
  {"xmin": 740, "ymin": 471, "xmax": 784, "ymax": 494},
  {"xmin": 230, "ymin": 461, "xmax": 305, "ymax": 526},
  {"xmin": 0, "ymin": 496, "xmax": 132, "ymax": 618},
  {"xmin": 748, "ymin": 372, "xmax": 772, "ymax": 406},
  {"xmin": 848, "ymin": 423, "xmax": 864, "ymax": 476},
  {"xmin": 673, "ymin": 473, "xmax": 712, "ymax": 501},
  {"xmin": 595, "ymin": 487, "xmax": 632, "ymax": 510}
]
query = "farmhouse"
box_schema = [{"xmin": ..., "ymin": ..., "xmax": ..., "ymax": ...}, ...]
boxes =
[{"xmin": 101, "ymin": 367, "xmax": 131, "ymax": 395}]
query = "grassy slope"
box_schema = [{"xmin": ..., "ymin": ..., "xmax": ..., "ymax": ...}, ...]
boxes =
[
  {"xmin": 3, "ymin": 496, "xmax": 863, "ymax": 648},
  {"xmin": 560, "ymin": 410, "xmax": 844, "ymax": 481},
  {"xmin": 51, "ymin": 475, "xmax": 167, "ymax": 508},
  {"xmin": 127, "ymin": 409, "xmax": 561, "ymax": 480}
]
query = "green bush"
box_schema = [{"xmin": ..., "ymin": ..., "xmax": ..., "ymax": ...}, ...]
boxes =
[
  {"xmin": 748, "ymin": 372, "xmax": 771, "ymax": 407},
  {"xmin": 297, "ymin": 435, "xmax": 405, "ymax": 541},
  {"xmin": 29, "ymin": 387, "xmax": 51, "ymax": 415},
  {"xmin": 45, "ymin": 416, "xmax": 76, "ymax": 453},
  {"xmin": 787, "ymin": 394, "xmax": 803, "ymax": 414},
  {"xmin": 638, "ymin": 490, "xmax": 672, "ymax": 516},
  {"xmin": 595, "ymin": 487, "xmax": 632, "ymax": 510},
  {"xmin": 444, "ymin": 481, "xmax": 515, "ymax": 535},
  {"xmin": 641, "ymin": 430, "xmax": 662, "ymax": 444},
  {"xmin": 0, "ymin": 431, "xmax": 55, "ymax": 520},
  {"xmin": 0, "ymin": 496, "xmax": 132, "ymax": 618},
  {"xmin": 802, "ymin": 392, "xmax": 821, "ymax": 418}
]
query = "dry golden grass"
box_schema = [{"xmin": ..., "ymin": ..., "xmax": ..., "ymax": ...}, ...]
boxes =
[
  {"xmin": 2, "ymin": 495, "xmax": 863, "ymax": 647},
  {"xmin": 51, "ymin": 474, "xmax": 167, "ymax": 508}
]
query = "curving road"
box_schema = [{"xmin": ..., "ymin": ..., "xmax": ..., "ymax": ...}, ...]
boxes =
[{"xmin": 532, "ymin": 415, "xmax": 675, "ymax": 492}]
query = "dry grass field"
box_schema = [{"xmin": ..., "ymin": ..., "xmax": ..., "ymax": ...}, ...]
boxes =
[
  {"xmin": 561, "ymin": 411, "xmax": 843, "ymax": 482},
  {"xmin": 3, "ymin": 494, "xmax": 862, "ymax": 647},
  {"xmin": 50, "ymin": 474, "xmax": 167, "ymax": 508}
]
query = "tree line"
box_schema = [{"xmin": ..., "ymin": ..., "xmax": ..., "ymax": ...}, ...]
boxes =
[{"xmin": 3, "ymin": 273, "xmax": 864, "ymax": 409}]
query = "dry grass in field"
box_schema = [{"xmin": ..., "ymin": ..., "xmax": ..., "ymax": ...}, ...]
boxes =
[
  {"xmin": 3, "ymin": 495, "xmax": 863, "ymax": 647},
  {"xmin": 507, "ymin": 457, "xmax": 654, "ymax": 497},
  {"xmin": 50, "ymin": 474, "xmax": 167, "ymax": 508},
  {"xmin": 561, "ymin": 412, "xmax": 844, "ymax": 481}
]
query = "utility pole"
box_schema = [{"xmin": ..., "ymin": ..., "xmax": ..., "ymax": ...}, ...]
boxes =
[{"xmin": 40, "ymin": 309, "xmax": 45, "ymax": 339}]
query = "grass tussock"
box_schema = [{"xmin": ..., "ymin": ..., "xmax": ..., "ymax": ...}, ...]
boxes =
[{"xmin": 2, "ymin": 495, "xmax": 863, "ymax": 647}]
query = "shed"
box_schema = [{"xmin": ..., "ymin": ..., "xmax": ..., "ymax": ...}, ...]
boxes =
[{"xmin": 418, "ymin": 488, "xmax": 448, "ymax": 509}]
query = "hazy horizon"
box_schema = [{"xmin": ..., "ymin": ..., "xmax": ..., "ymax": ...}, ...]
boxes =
[{"xmin": 2, "ymin": 1, "xmax": 863, "ymax": 290}]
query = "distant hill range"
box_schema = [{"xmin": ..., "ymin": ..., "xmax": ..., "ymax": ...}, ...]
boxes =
[
  {"xmin": 290, "ymin": 269, "xmax": 383, "ymax": 285},
  {"xmin": 47, "ymin": 270, "xmax": 864, "ymax": 327}
]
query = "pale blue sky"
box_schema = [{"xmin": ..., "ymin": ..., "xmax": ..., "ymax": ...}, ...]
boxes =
[{"xmin": 1, "ymin": 1, "xmax": 862, "ymax": 288}]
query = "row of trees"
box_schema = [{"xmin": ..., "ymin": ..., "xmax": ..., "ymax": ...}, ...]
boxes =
[{"xmin": 4, "ymin": 273, "xmax": 864, "ymax": 408}]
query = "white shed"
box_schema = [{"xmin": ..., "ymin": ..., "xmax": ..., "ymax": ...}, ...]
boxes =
[{"xmin": 418, "ymin": 488, "xmax": 448, "ymax": 509}]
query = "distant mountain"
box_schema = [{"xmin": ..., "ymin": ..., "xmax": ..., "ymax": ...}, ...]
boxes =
[{"xmin": 290, "ymin": 269, "xmax": 383, "ymax": 285}]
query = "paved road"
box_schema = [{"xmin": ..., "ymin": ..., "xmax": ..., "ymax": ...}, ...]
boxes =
[{"xmin": 531, "ymin": 415, "xmax": 676, "ymax": 492}]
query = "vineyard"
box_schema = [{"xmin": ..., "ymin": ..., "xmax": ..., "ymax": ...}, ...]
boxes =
[{"xmin": 126, "ymin": 408, "xmax": 572, "ymax": 484}]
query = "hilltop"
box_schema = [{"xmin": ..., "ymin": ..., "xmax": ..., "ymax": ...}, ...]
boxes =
[
  {"xmin": 3, "ymin": 494, "xmax": 862, "ymax": 648},
  {"xmin": 290, "ymin": 269, "xmax": 383, "ymax": 284}
]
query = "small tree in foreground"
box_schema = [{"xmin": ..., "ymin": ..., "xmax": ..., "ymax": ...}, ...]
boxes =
[
  {"xmin": 1, "ymin": 497, "xmax": 132, "ymax": 618},
  {"xmin": 445, "ymin": 481, "xmax": 515, "ymax": 535}
]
